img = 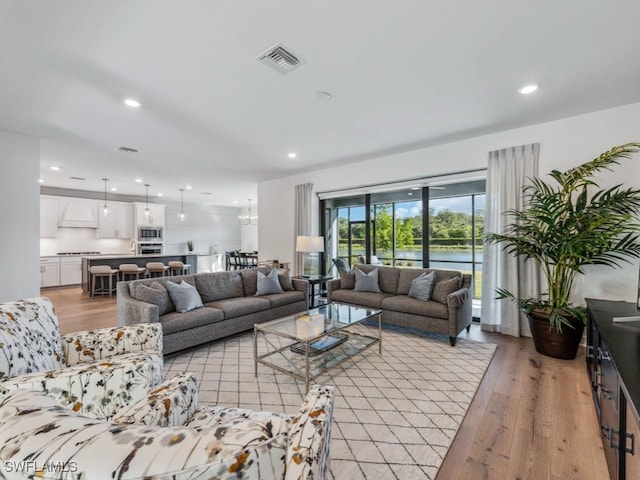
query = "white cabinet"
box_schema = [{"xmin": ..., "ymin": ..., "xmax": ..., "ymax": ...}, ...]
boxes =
[
  {"xmin": 60, "ymin": 256, "xmax": 82, "ymax": 285},
  {"xmin": 134, "ymin": 202, "xmax": 165, "ymax": 227},
  {"xmin": 40, "ymin": 257, "xmax": 60, "ymax": 288},
  {"xmin": 40, "ymin": 197, "xmax": 58, "ymax": 238},
  {"xmin": 97, "ymin": 202, "xmax": 134, "ymax": 239},
  {"xmin": 57, "ymin": 198, "xmax": 99, "ymax": 228}
]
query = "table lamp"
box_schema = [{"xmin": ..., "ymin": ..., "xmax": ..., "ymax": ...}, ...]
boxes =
[{"xmin": 296, "ymin": 235, "xmax": 324, "ymax": 277}]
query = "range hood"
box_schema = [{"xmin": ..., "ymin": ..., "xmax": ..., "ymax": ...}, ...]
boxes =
[{"xmin": 57, "ymin": 198, "xmax": 98, "ymax": 228}]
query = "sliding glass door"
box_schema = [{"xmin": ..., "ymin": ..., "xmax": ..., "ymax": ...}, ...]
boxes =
[{"xmin": 322, "ymin": 179, "xmax": 485, "ymax": 298}]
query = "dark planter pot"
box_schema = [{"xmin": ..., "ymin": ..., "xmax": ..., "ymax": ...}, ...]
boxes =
[{"xmin": 526, "ymin": 310, "xmax": 585, "ymax": 360}]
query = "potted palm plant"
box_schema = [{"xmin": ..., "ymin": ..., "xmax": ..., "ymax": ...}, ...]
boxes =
[{"xmin": 485, "ymin": 143, "xmax": 640, "ymax": 359}]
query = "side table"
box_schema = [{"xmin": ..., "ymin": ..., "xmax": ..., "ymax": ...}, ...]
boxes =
[{"xmin": 294, "ymin": 274, "xmax": 334, "ymax": 308}]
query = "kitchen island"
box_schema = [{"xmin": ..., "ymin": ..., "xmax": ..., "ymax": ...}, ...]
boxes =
[{"xmin": 81, "ymin": 254, "xmax": 198, "ymax": 295}]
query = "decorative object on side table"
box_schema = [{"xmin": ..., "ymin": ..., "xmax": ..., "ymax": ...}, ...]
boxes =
[
  {"xmin": 485, "ymin": 143, "xmax": 640, "ymax": 359},
  {"xmin": 187, "ymin": 240, "xmax": 193, "ymax": 253}
]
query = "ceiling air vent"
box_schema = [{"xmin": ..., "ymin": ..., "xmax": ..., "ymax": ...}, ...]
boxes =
[
  {"xmin": 257, "ymin": 43, "xmax": 302, "ymax": 74},
  {"xmin": 70, "ymin": 176, "xmax": 86, "ymax": 181},
  {"xmin": 116, "ymin": 146, "xmax": 139, "ymax": 153}
]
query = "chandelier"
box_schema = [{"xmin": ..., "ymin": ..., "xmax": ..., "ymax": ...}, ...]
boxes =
[{"xmin": 239, "ymin": 198, "xmax": 258, "ymax": 225}]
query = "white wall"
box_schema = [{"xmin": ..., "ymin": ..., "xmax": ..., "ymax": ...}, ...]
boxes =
[
  {"xmin": 259, "ymin": 102, "xmax": 640, "ymax": 304},
  {"xmin": 0, "ymin": 130, "xmax": 40, "ymax": 302},
  {"xmin": 164, "ymin": 201, "xmax": 242, "ymax": 255}
]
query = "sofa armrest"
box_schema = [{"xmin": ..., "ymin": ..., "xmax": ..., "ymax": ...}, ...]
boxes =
[
  {"xmin": 285, "ymin": 384, "xmax": 335, "ymax": 480},
  {"xmin": 447, "ymin": 286, "xmax": 473, "ymax": 337},
  {"xmin": 113, "ymin": 372, "xmax": 198, "ymax": 427},
  {"xmin": 61, "ymin": 323, "xmax": 163, "ymax": 365},
  {"xmin": 326, "ymin": 278, "xmax": 341, "ymax": 302},
  {"xmin": 292, "ymin": 278, "xmax": 307, "ymax": 293},
  {"xmin": 117, "ymin": 281, "xmax": 160, "ymax": 326},
  {"xmin": 0, "ymin": 351, "xmax": 162, "ymax": 420}
]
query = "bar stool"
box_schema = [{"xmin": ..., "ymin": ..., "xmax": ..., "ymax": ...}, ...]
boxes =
[
  {"xmin": 146, "ymin": 262, "xmax": 170, "ymax": 278},
  {"xmin": 119, "ymin": 264, "xmax": 147, "ymax": 281},
  {"xmin": 168, "ymin": 261, "xmax": 192, "ymax": 276},
  {"xmin": 89, "ymin": 265, "xmax": 119, "ymax": 297}
]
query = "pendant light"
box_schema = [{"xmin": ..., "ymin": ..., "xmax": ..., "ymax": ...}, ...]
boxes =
[
  {"xmin": 102, "ymin": 178, "xmax": 109, "ymax": 217},
  {"xmin": 239, "ymin": 198, "xmax": 258, "ymax": 225},
  {"xmin": 178, "ymin": 188, "xmax": 186, "ymax": 222},
  {"xmin": 144, "ymin": 184, "xmax": 150, "ymax": 220}
]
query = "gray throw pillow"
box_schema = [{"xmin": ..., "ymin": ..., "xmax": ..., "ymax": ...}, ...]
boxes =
[
  {"xmin": 277, "ymin": 268, "xmax": 294, "ymax": 291},
  {"xmin": 165, "ymin": 281, "xmax": 204, "ymax": 313},
  {"xmin": 432, "ymin": 276, "xmax": 462, "ymax": 304},
  {"xmin": 354, "ymin": 268, "xmax": 381, "ymax": 293},
  {"xmin": 135, "ymin": 282, "xmax": 174, "ymax": 315},
  {"xmin": 256, "ymin": 268, "xmax": 284, "ymax": 295},
  {"xmin": 407, "ymin": 271, "xmax": 436, "ymax": 302},
  {"xmin": 339, "ymin": 269, "xmax": 356, "ymax": 289}
]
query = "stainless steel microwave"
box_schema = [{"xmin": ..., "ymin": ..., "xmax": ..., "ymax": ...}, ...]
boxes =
[{"xmin": 138, "ymin": 226, "xmax": 163, "ymax": 241}]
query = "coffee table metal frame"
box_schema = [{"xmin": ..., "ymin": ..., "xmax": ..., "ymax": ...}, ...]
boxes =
[{"xmin": 253, "ymin": 303, "xmax": 382, "ymax": 392}]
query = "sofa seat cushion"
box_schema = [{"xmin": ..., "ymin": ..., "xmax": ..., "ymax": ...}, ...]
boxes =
[
  {"xmin": 381, "ymin": 296, "xmax": 449, "ymax": 319},
  {"xmin": 206, "ymin": 297, "xmax": 271, "ymax": 319},
  {"xmin": 329, "ymin": 290, "xmax": 394, "ymax": 309},
  {"xmin": 159, "ymin": 307, "xmax": 224, "ymax": 335},
  {"xmin": 258, "ymin": 291, "xmax": 306, "ymax": 308}
]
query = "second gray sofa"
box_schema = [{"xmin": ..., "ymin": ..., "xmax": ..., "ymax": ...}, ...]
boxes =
[
  {"xmin": 327, "ymin": 264, "xmax": 472, "ymax": 346},
  {"xmin": 117, "ymin": 268, "xmax": 307, "ymax": 354}
]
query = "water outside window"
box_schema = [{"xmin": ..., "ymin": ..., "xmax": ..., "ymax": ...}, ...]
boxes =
[{"xmin": 326, "ymin": 181, "xmax": 485, "ymax": 299}]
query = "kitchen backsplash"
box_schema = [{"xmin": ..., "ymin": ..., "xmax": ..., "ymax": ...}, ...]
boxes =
[{"xmin": 40, "ymin": 228, "xmax": 133, "ymax": 256}]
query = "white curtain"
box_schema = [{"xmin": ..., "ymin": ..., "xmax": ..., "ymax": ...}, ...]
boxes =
[
  {"xmin": 481, "ymin": 143, "xmax": 541, "ymax": 337},
  {"xmin": 294, "ymin": 183, "xmax": 313, "ymax": 276}
]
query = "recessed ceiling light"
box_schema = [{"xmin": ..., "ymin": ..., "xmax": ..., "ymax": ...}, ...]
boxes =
[
  {"xmin": 124, "ymin": 98, "xmax": 141, "ymax": 108},
  {"xmin": 38, "ymin": 179, "xmax": 44, "ymax": 183},
  {"xmin": 110, "ymin": 187, "xmax": 118, "ymax": 191},
  {"xmin": 157, "ymin": 193, "xmax": 163, "ymax": 197},
  {"xmin": 316, "ymin": 91, "xmax": 332, "ymax": 101},
  {"xmin": 518, "ymin": 84, "xmax": 539, "ymax": 95},
  {"xmin": 233, "ymin": 200, "xmax": 238, "ymax": 205},
  {"xmin": 410, "ymin": 187, "xmax": 420, "ymax": 191},
  {"xmin": 50, "ymin": 166, "xmax": 61, "ymax": 171},
  {"xmin": 135, "ymin": 178, "xmax": 142, "ymax": 183},
  {"xmin": 186, "ymin": 185, "xmax": 192, "ymax": 190},
  {"xmin": 408, "ymin": 192, "xmax": 413, "ymax": 196},
  {"xmin": 288, "ymin": 153, "xmax": 297, "ymax": 159}
]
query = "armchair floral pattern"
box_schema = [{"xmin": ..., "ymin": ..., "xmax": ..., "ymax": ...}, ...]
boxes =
[
  {"xmin": 0, "ymin": 297, "xmax": 163, "ymax": 420},
  {"xmin": 0, "ymin": 384, "xmax": 335, "ymax": 480}
]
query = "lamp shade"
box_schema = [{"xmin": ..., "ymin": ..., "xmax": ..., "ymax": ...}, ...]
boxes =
[{"xmin": 296, "ymin": 235, "xmax": 325, "ymax": 253}]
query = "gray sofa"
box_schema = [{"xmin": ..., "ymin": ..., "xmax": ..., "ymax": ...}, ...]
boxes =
[
  {"xmin": 117, "ymin": 269, "xmax": 308, "ymax": 354},
  {"xmin": 326, "ymin": 264, "xmax": 472, "ymax": 346}
]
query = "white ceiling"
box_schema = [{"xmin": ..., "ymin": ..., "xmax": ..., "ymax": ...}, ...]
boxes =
[{"xmin": 2, "ymin": 1, "xmax": 640, "ymax": 206}]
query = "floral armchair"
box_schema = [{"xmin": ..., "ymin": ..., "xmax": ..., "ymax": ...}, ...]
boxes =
[
  {"xmin": 0, "ymin": 379, "xmax": 335, "ymax": 480},
  {"xmin": 0, "ymin": 297, "xmax": 163, "ymax": 419}
]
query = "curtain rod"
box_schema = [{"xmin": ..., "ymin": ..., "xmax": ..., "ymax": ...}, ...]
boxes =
[{"xmin": 315, "ymin": 167, "xmax": 487, "ymax": 197}]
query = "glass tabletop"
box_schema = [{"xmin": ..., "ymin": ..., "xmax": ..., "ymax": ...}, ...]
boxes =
[{"xmin": 256, "ymin": 303, "xmax": 380, "ymax": 340}]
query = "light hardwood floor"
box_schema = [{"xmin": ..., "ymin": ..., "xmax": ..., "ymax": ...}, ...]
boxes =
[{"xmin": 42, "ymin": 286, "xmax": 610, "ymax": 480}]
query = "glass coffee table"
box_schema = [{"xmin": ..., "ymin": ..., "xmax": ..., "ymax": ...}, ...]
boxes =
[{"xmin": 253, "ymin": 303, "xmax": 382, "ymax": 391}]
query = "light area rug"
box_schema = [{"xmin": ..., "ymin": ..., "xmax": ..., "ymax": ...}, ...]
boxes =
[{"xmin": 164, "ymin": 324, "xmax": 497, "ymax": 480}]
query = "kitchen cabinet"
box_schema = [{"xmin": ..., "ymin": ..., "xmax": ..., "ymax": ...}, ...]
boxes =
[
  {"xmin": 586, "ymin": 299, "xmax": 640, "ymax": 480},
  {"xmin": 57, "ymin": 198, "xmax": 98, "ymax": 228},
  {"xmin": 60, "ymin": 256, "xmax": 82, "ymax": 285},
  {"xmin": 134, "ymin": 202, "xmax": 165, "ymax": 227},
  {"xmin": 97, "ymin": 202, "xmax": 134, "ymax": 239},
  {"xmin": 40, "ymin": 197, "xmax": 58, "ymax": 238},
  {"xmin": 40, "ymin": 257, "xmax": 60, "ymax": 288}
]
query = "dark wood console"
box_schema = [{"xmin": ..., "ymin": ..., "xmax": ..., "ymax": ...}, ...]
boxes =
[{"xmin": 586, "ymin": 299, "xmax": 640, "ymax": 480}]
